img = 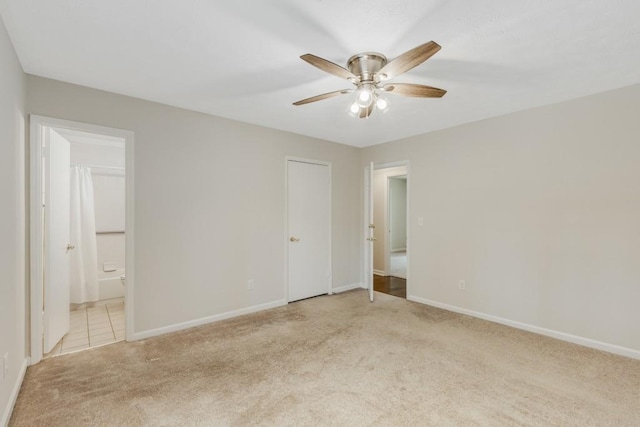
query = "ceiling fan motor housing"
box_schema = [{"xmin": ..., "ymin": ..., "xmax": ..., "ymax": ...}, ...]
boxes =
[{"xmin": 347, "ymin": 52, "xmax": 387, "ymax": 82}]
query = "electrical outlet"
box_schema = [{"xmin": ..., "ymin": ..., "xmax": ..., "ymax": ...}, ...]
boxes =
[
  {"xmin": 3, "ymin": 353, "xmax": 7, "ymax": 379},
  {"xmin": 247, "ymin": 279, "xmax": 255, "ymax": 290},
  {"xmin": 417, "ymin": 217, "xmax": 424, "ymax": 226},
  {"xmin": 458, "ymin": 280, "xmax": 466, "ymax": 291}
]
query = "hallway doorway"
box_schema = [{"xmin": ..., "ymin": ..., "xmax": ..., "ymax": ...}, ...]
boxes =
[{"xmin": 371, "ymin": 162, "xmax": 408, "ymax": 299}]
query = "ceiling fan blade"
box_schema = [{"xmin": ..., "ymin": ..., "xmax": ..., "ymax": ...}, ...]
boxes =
[
  {"xmin": 377, "ymin": 41, "xmax": 441, "ymax": 81},
  {"xmin": 301, "ymin": 54, "xmax": 358, "ymax": 81},
  {"xmin": 383, "ymin": 83, "xmax": 446, "ymax": 98},
  {"xmin": 293, "ymin": 89, "xmax": 353, "ymax": 106}
]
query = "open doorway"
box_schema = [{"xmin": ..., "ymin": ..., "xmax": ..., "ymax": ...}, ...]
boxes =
[
  {"xmin": 29, "ymin": 116, "xmax": 134, "ymax": 364},
  {"xmin": 372, "ymin": 163, "xmax": 408, "ymax": 298}
]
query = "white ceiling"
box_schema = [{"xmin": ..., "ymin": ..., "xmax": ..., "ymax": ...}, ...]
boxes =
[{"xmin": 2, "ymin": 1, "xmax": 640, "ymax": 147}]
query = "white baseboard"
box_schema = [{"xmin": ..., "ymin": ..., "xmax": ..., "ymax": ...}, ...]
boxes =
[
  {"xmin": 331, "ymin": 283, "xmax": 365, "ymax": 294},
  {"xmin": 373, "ymin": 270, "xmax": 387, "ymax": 276},
  {"xmin": 130, "ymin": 299, "xmax": 287, "ymax": 341},
  {"xmin": 1, "ymin": 357, "xmax": 28, "ymax": 427},
  {"xmin": 407, "ymin": 295, "xmax": 640, "ymax": 360}
]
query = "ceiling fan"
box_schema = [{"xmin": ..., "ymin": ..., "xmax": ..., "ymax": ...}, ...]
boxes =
[{"xmin": 293, "ymin": 41, "xmax": 447, "ymax": 118}]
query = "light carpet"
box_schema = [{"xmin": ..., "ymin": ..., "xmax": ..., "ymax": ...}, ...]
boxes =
[{"xmin": 10, "ymin": 290, "xmax": 640, "ymax": 426}]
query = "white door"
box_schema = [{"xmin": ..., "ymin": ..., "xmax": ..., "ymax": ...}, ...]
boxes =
[
  {"xmin": 365, "ymin": 162, "xmax": 375, "ymax": 302},
  {"xmin": 287, "ymin": 160, "xmax": 331, "ymax": 302},
  {"xmin": 43, "ymin": 128, "xmax": 71, "ymax": 353}
]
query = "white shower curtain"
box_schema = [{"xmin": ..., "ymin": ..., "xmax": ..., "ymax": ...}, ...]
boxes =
[{"xmin": 70, "ymin": 165, "xmax": 99, "ymax": 303}]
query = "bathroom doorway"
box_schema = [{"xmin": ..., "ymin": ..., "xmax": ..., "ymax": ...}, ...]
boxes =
[{"xmin": 29, "ymin": 116, "xmax": 134, "ymax": 364}]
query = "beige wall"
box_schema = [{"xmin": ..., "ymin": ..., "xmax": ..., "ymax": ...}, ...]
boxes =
[
  {"xmin": 389, "ymin": 177, "xmax": 407, "ymax": 252},
  {"xmin": 362, "ymin": 84, "xmax": 640, "ymax": 353},
  {"xmin": 27, "ymin": 75, "xmax": 362, "ymax": 334},
  {"xmin": 0, "ymin": 16, "xmax": 26, "ymax": 424}
]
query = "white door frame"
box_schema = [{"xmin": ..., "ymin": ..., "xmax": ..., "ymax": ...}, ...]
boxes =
[
  {"xmin": 284, "ymin": 156, "xmax": 332, "ymax": 302},
  {"xmin": 363, "ymin": 160, "xmax": 411, "ymax": 298},
  {"xmin": 29, "ymin": 115, "xmax": 135, "ymax": 365}
]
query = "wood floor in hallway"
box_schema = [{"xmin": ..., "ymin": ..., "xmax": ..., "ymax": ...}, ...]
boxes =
[{"xmin": 373, "ymin": 274, "xmax": 406, "ymax": 298}]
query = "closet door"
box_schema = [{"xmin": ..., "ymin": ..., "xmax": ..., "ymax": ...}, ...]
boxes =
[{"xmin": 287, "ymin": 160, "xmax": 331, "ymax": 302}]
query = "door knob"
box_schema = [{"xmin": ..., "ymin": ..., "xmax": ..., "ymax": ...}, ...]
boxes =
[
  {"xmin": 290, "ymin": 237, "xmax": 300, "ymax": 242},
  {"xmin": 67, "ymin": 244, "xmax": 75, "ymax": 250}
]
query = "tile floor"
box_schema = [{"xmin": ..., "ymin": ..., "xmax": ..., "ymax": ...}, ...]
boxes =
[{"xmin": 46, "ymin": 301, "xmax": 125, "ymax": 358}]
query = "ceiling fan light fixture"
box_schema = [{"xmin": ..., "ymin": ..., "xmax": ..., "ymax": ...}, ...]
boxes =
[
  {"xmin": 348, "ymin": 101, "xmax": 361, "ymax": 116},
  {"xmin": 293, "ymin": 41, "xmax": 446, "ymax": 119},
  {"xmin": 376, "ymin": 95, "xmax": 389, "ymax": 112},
  {"xmin": 356, "ymin": 84, "xmax": 374, "ymax": 107}
]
